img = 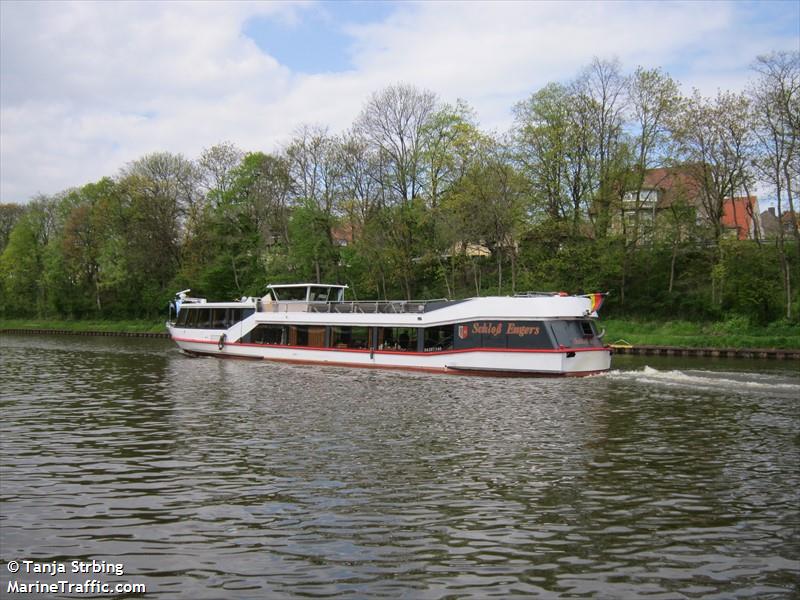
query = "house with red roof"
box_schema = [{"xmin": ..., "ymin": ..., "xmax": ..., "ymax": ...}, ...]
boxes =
[{"xmin": 619, "ymin": 166, "xmax": 760, "ymax": 241}]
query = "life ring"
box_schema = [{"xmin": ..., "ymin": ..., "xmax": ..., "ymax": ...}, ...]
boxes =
[{"xmin": 218, "ymin": 333, "xmax": 226, "ymax": 351}]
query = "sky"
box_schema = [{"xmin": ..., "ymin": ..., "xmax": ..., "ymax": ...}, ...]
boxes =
[{"xmin": 1, "ymin": 0, "xmax": 798, "ymax": 204}]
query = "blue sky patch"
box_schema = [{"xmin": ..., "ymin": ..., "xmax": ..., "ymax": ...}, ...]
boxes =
[{"xmin": 243, "ymin": 1, "xmax": 397, "ymax": 74}]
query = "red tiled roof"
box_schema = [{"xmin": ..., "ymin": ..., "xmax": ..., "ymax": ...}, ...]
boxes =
[
  {"xmin": 331, "ymin": 222, "xmax": 355, "ymax": 244},
  {"xmin": 642, "ymin": 167, "xmax": 704, "ymax": 208},
  {"xmin": 721, "ymin": 196, "xmax": 757, "ymax": 240}
]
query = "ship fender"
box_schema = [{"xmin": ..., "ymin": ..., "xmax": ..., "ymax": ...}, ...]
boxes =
[{"xmin": 218, "ymin": 333, "xmax": 226, "ymax": 351}]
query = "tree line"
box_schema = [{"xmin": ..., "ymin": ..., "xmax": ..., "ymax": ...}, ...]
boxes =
[{"xmin": 1, "ymin": 52, "xmax": 798, "ymax": 324}]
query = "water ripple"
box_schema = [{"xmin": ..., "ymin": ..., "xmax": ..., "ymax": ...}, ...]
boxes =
[{"xmin": 1, "ymin": 336, "xmax": 798, "ymax": 598}]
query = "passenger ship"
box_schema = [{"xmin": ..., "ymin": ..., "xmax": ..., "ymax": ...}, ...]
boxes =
[{"xmin": 167, "ymin": 283, "xmax": 611, "ymax": 376}]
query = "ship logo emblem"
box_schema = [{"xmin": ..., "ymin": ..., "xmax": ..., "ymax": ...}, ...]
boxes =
[{"xmin": 458, "ymin": 325, "xmax": 469, "ymax": 340}]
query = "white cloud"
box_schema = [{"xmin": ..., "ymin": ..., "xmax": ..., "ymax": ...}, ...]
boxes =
[
  {"xmin": 344, "ymin": 1, "xmax": 745, "ymax": 124},
  {"xmin": 1, "ymin": 0, "xmax": 797, "ymax": 203}
]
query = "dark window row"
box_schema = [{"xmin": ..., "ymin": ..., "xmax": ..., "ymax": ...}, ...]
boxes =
[
  {"xmin": 175, "ymin": 307, "xmax": 255, "ymax": 329},
  {"xmin": 181, "ymin": 317, "xmax": 600, "ymax": 349},
  {"xmin": 239, "ymin": 320, "xmax": 599, "ymax": 351},
  {"xmin": 243, "ymin": 324, "xmax": 455, "ymax": 351},
  {"xmin": 453, "ymin": 321, "xmax": 553, "ymax": 350}
]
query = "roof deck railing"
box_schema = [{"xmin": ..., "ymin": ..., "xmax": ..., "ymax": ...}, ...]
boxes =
[
  {"xmin": 307, "ymin": 299, "xmax": 454, "ymax": 314},
  {"xmin": 513, "ymin": 291, "xmax": 565, "ymax": 297}
]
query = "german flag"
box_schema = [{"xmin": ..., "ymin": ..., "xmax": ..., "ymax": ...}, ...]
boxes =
[{"xmin": 587, "ymin": 293, "xmax": 606, "ymax": 313}]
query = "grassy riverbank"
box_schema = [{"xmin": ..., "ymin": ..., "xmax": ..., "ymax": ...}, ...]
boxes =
[
  {"xmin": 0, "ymin": 318, "xmax": 165, "ymax": 334},
  {"xmin": 603, "ymin": 318, "xmax": 800, "ymax": 350},
  {"xmin": 3, "ymin": 316, "xmax": 799, "ymax": 350}
]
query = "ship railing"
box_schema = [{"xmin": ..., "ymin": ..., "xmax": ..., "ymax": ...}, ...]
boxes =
[
  {"xmin": 513, "ymin": 291, "xmax": 565, "ymax": 297},
  {"xmin": 259, "ymin": 298, "xmax": 465, "ymax": 314},
  {"xmin": 308, "ymin": 299, "xmax": 454, "ymax": 314}
]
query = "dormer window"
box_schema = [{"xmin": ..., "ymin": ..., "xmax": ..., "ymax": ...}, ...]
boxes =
[{"xmin": 623, "ymin": 188, "xmax": 659, "ymax": 206}]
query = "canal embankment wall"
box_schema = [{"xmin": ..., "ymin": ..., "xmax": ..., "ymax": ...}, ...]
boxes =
[
  {"xmin": 1, "ymin": 328, "xmax": 170, "ymax": 339},
  {"xmin": 610, "ymin": 344, "xmax": 800, "ymax": 360}
]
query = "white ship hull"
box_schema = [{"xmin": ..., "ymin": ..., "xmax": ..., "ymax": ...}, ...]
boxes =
[{"xmin": 169, "ymin": 332, "xmax": 610, "ymax": 376}]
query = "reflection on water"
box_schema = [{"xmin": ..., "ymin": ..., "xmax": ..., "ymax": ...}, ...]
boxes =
[{"xmin": 1, "ymin": 335, "xmax": 798, "ymax": 598}]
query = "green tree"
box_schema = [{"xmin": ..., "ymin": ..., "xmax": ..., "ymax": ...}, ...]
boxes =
[
  {"xmin": 720, "ymin": 240, "xmax": 783, "ymax": 323},
  {"xmin": 618, "ymin": 67, "xmax": 683, "ymax": 307},
  {"xmin": 447, "ymin": 134, "xmax": 526, "ymax": 294},
  {"xmin": 59, "ymin": 178, "xmax": 118, "ymax": 313},
  {"xmin": 0, "ymin": 203, "xmax": 26, "ymax": 252},
  {"xmin": 514, "ymin": 82, "xmax": 574, "ymax": 222},
  {"xmin": 574, "ymin": 57, "xmax": 630, "ymax": 238},
  {"xmin": 0, "ymin": 214, "xmax": 42, "ymax": 315},
  {"xmin": 670, "ymin": 90, "xmax": 756, "ymax": 306},
  {"xmin": 198, "ymin": 142, "xmax": 245, "ymax": 208},
  {"xmin": 0, "ymin": 197, "xmax": 58, "ymax": 316},
  {"xmin": 750, "ymin": 50, "xmax": 799, "ymax": 319},
  {"xmin": 179, "ymin": 151, "xmax": 294, "ymax": 299},
  {"xmin": 354, "ymin": 84, "xmax": 438, "ymax": 298},
  {"xmin": 287, "ymin": 201, "xmax": 340, "ymax": 283},
  {"xmin": 419, "ymin": 100, "xmax": 481, "ymax": 296}
]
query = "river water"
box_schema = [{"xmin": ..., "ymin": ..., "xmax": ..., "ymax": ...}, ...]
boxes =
[{"xmin": 1, "ymin": 333, "xmax": 798, "ymax": 599}]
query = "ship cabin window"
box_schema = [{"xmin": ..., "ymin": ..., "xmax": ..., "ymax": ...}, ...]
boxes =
[
  {"xmin": 505, "ymin": 322, "xmax": 553, "ymax": 349},
  {"xmin": 424, "ymin": 326, "xmax": 453, "ymax": 352},
  {"xmin": 274, "ymin": 287, "xmax": 307, "ymax": 301},
  {"xmin": 287, "ymin": 325, "xmax": 326, "ymax": 347},
  {"xmin": 549, "ymin": 320, "xmax": 602, "ymax": 348},
  {"xmin": 580, "ymin": 320, "xmax": 594, "ymax": 337},
  {"xmin": 211, "ymin": 308, "xmax": 227, "ymax": 329},
  {"xmin": 177, "ymin": 306, "xmax": 255, "ymax": 329},
  {"xmin": 309, "ymin": 286, "xmax": 331, "ymax": 302},
  {"xmin": 191, "ymin": 308, "xmax": 211, "ymax": 328},
  {"xmin": 330, "ymin": 326, "xmax": 370, "ymax": 349},
  {"xmin": 175, "ymin": 307, "xmax": 190, "ymax": 327},
  {"xmin": 376, "ymin": 327, "xmax": 418, "ymax": 351},
  {"xmin": 185, "ymin": 308, "xmax": 199, "ymax": 328},
  {"xmin": 223, "ymin": 308, "xmax": 253, "ymax": 327},
  {"xmin": 250, "ymin": 324, "xmax": 285, "ymax": 345}
]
